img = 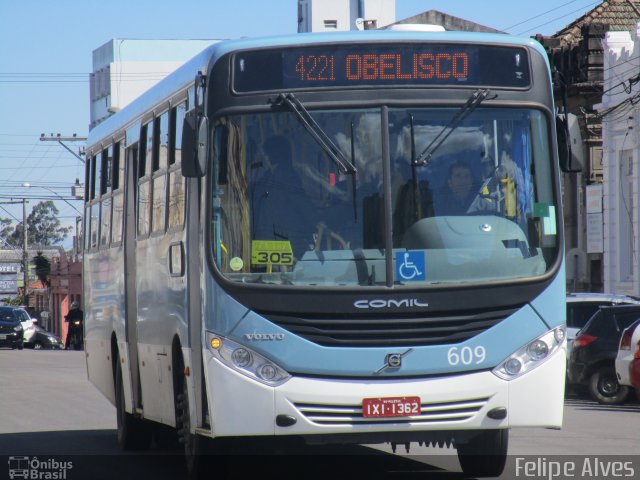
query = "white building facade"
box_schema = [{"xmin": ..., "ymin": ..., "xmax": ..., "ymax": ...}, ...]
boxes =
[
  {"xmin": 90, "ymin": 39, "xmax": 216, "ymax": 129},
  {"xmin": 598, "ymin": 25, "xmax": 640, "ymax": 295},
  {"xmin": 298, "ymin": 0, "xmax": 395, "ymax": 32}
]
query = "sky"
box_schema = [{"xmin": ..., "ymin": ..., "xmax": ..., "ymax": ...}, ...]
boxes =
[{"xmin": 0, "ymin": 0, "xmax": 603, "ymax": 247}]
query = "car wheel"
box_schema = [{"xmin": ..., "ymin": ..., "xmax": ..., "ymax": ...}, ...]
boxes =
[
  {"xmin": 33, "ymin": 342, "xmax": 43, "ymax": 350},
  {"xmin": 589, "ymin": 367, "xmax": 630, "ymax": 405},
  {"xmin": 457, "ymin": 429, "xmax": 508, "ymax": 478}
]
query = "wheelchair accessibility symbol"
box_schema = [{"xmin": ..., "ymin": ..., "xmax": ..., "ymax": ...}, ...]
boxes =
[{"xmin": 395, "ymin": 251, "xmax": 426, "ymax": 282}]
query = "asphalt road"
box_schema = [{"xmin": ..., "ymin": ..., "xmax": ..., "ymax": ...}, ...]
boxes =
[{"xmin": 1, "ymin": 349, "xmax": 639, "ymax": 480}]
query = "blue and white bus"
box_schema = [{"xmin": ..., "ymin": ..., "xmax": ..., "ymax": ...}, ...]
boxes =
[{"xmin": 84, "ymin": 30, "xmax": 567, "ymax": 477}]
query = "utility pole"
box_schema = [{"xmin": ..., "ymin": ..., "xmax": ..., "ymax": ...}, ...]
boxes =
[
  {"xmin": 0, "ymin": 199, "xmax": 29, "ymax": 302},
  {"xmin": 23, "ymin": 198, "xmax": 28, "ymax": 303},
  {"xmin": 40, "ymin": 133, "xmax": 87, "ymax": 164}
]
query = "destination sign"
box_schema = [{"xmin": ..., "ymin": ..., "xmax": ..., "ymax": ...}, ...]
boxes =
[{"xmin": 233, "ymin": 44, "xmax": 530, "ymax": 92}]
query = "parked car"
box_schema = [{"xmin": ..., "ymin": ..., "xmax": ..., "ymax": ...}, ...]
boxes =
[
  {"xmin": 14, "ymin": 307, "xmax": 36, "ymax": 343},
  {"xmin": 568, "ymin": 304, "xmax": 640, "ymax": 404},
  {"xmin": 0, "ymin": 306, "xmax": 24, "ymax": 350},
  {"xmin": 629, "ymin": 345, "xmax": 640, "ymax": 399},
  {"xmin": 615, "ymin": 318, "xmax": 640, "ymax": 388},
  {"xmin": 25, "ymin": 326, "xmax": 64, "ymax": 350},
  {"xmin": 566, "ymin": 293, "xmax": 640, "ymax": 352}
]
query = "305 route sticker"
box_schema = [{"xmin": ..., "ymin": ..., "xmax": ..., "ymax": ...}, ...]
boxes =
[{"xmin": 251, "ymin": 240, "xmax": 294, "ymax": 266}]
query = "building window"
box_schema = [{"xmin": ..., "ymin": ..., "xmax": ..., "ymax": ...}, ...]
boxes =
[{"xmin": 324, "ymin": 20, "xmax": 337, "ymax": 29}]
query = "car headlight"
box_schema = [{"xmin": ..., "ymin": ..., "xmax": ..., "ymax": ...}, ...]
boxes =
[
  {"xmin": 492, "ymin": 326, "xmax": 566, "ymax": 380},
  {"xmin": 206, "ymin": 332, "xmax": 291, "ymax": 387}
]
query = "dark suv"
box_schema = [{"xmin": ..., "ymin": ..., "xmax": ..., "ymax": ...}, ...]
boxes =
[
  {"xmin": 566, "ymin": 293, "xmax": 640, "ymax": 352},
  {"xmin": 0, "ymin": 306, "xmax": 25, "ymax": 350},
  {"xmin": 568, "ymin": 304, "xmax": 640, "ymax": 404}
]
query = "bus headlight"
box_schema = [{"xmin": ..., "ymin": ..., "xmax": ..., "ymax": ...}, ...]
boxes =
[
  {"xmin": 206, "ymin": 332, "xmax": 291, "ymax": 387},
  {"xmin": 492, "ymin": 326, "xmax": 565, "ymax": 381}
]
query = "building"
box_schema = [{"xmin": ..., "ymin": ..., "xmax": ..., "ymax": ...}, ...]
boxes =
[
  {"xmin": 0, "ymin": 247, "xmax": 62, "ymax": 303},
  {"xmin": 90, "ymin": 39, "xmax": 218, "ymax": 129},
  {"xmin": 536, "ymin": 0, "xmax": 640, "ymax": 292},
  {"xmin": 598, "ymin": 23, "xmax": 640, "ymax": 295},
  {"xmin": 47, "ymin": 251, "xmax": 82, "ymax": 342},
  {"xmin": 297, "ymin": 0, "xmax": 395, "ymax": 32},
  {"xmin": 0, "ymin": 251, "xmax": 21, "ymax": 303},
  {"xmin": 1, "ymin": 246, "xmax": 81, "ymax": 342},
  {"xmin": 388, "ymin": 10, "xmax": 502, "ymax": 33}
]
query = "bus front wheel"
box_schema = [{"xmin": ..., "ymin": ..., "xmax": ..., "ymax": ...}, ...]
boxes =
[
  {"xmin": 174, "ymin": 355, "xmax": 215, "ymax": 479},
  {"xmin": 115, "ymin": 358, "xmax": 151, "ymax": 450},
  {"xmin": 457, "ymin": 429, "xmax": 508, "ymax": 478}
]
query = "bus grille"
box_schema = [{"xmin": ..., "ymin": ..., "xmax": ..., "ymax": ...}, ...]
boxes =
[
  {"xmin": 259, "ymin": 307, "xmax": 517, "ymax": 347},
  {"xmin": 294, "ymin": 397, "xmax": 489, "ymax": 426}
]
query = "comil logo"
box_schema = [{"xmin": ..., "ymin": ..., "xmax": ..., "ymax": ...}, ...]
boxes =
[
  {"xmin": 8, "ymin": 456, "xmax": 73, "ymax": 480},
  {"xmin": 354, "ymin": 298, "xmax": 429, "ymax": 309}
]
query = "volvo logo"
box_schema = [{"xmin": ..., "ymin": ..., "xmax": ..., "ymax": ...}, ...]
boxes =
[
  {"xmin": 244, "ymin": 333, "xmax": 285, "ymax": 341},
  {"xmin": 354, "ymin": 299, "xmax": 429, "ymax": 309},
  {"xmin": 376, "ymin": 348, "xmax": 414, "ymax": 374}
]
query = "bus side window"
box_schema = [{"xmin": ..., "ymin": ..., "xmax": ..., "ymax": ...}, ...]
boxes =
[
  {"xmin": 111, "ymin": 142, "xmax": 125, "ymax": 245},
  {"xmin": 152, "ymin": 112, "xmax": 169, "ymax": 233},
  {"xmin": 138, "ymin": 122, "xmax": 152, "ymax": 237},
  {"xmin": 100, "ymin": 146, "xmax": 112, "ymax": 247},
  {"xmin": 90, "ymin": 153, "xmax": 101, "ymax": 250},
  {"xmin": 168, "ymin": 103, "xmax": 187, "ymax": 229},
  {"xmin": 83, "ymin": 156, "xmax": 93, "ymax": 251}
]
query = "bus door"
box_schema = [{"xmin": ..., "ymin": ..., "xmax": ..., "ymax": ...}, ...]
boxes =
[{"xmin": 123, "ymin": 142, "xmax": 142, "ymax": 411}]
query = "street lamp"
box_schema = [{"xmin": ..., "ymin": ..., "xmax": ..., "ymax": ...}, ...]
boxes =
[{"xmin": 22, "ymin": 183, "xmax": 82, "ymax": 215}]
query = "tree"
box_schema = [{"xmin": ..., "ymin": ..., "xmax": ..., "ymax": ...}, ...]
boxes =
[
  {"xmin": 33, "ymin": 251, "xmax": 51, "ymax": 288},
  {"xmin": 4, "ymin": 201, "xmax": 72, "ymax": 247},
  {"xmin": 0, "ymin": 217, "xmax": 14, "ymax": 247}
]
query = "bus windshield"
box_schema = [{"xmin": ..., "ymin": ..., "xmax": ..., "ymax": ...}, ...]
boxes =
[{"xmin": 211, "ymin": 106, "xmax": 558, "ymax": 287}]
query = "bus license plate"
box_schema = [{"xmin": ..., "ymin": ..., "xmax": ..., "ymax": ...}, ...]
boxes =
[{"xmin": 362, "ymin": 396, "xmax": 421, "ymax": 418}]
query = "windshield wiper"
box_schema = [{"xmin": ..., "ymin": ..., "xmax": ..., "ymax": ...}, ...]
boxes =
[
  {"xmin": 413, "ymin": 88, "xmax": 493, "ymax": 166},
  {"xmin": 273, "ymin": 93, "xmax": 357, "ymax": 175}
]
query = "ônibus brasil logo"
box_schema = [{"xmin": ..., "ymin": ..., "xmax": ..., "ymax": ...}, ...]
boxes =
[{"xmin": 8, "ymin": 456, "xmax": 73, "ymax": 480}]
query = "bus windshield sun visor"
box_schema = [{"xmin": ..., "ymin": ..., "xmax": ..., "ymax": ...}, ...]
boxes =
[
  {"xmin": 273, "ymin": 93, "xmax": 357, "ymax": 176},
  {"xmin": 413, "ymin": 88, "xmax": 494, "ymax": 166}
]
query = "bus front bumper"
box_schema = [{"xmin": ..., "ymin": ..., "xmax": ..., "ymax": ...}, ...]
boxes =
[{"xmin": 204, "ymin": 345, "xmax": 565, "ymax": 439}]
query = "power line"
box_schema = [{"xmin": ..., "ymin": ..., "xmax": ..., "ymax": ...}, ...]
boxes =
[
  {"xmin": 501, "ymin": 0, "xmax": 583, "ymax": 31},
  {"xmin": 515, "ymin": 1, "xmax": 601, "ymax": 36}
]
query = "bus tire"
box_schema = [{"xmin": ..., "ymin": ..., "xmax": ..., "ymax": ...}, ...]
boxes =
[
  {"xmin": 115, "ymin": 359, "xmax": 152, "ymax": 450},
  {"xmin": 588, "ymin": 367, "xmax": 629, "ymax": 405},
  {"xmin": 457, "ymin": 429, "xmax": 508, "ymax": 478},
  {"xmin": 175, "ymin": 355, "xmax": 211, "ymax": 479}
]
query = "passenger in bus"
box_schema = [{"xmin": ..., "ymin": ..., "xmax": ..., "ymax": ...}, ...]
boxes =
[{"xmin": 435, "ymin": 161, "xmax": 479, "ymax": 215}]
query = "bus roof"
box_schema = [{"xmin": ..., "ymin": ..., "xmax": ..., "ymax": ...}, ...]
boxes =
[{"xmin": 87, "ymin": 31, "xmax": 547, "ymax": 149}]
